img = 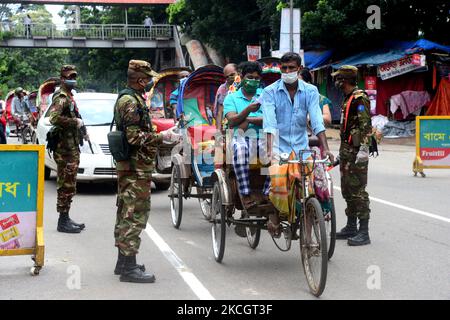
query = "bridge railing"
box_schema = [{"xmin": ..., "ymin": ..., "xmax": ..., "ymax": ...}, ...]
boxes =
[{"xmin": 0, "ymin": 23, "xmax": 174, "ymax": 40}]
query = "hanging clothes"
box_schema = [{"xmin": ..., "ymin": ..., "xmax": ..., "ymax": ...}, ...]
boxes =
[
  {"xmin": 376, "ymin": 72, "xmax": 426, "ymax": 117},
  {"xmin": 390, "ymin": 91, "xmax": 431, "ymax": 119}
]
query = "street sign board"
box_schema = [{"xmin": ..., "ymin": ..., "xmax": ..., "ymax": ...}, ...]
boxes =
[
  {"xmin": 413, "ymin": 116, "xmax": 450, "ymax": 177},
  {"xmin": 0, "ymin": 145, "xmax": 45, "ymax": 275}
]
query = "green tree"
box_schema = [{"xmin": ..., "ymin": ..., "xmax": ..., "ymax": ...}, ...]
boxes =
[
  {"xmin": 0, "ymin": 48, "xmax": 67, "ymax": 92},
  {"xmin": 168, "ymin": 0, "xmax": 274, "ymax": 61},
  {"xmin": 168, "ymin": 0, "xmax": 449, "ymax": 60},
  {"xmin": 0, "ymin": 5, "xmax": 67, "ymax": 96}
]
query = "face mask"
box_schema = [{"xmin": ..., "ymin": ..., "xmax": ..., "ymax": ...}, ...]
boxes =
[
  {"xmin": 64, "ymin": 79, "xmax": 77, "ymax": 88},
  {"xmin": 334, "ymin": 79, "xmax": 344, "ymax": 90},
  {"xmin": 144, "ymin": 80, "xmax": 154, "ymax": 92},
  {"xmin": 242, "ymin": 79, "xmax": 260, "ymax": 94},
  {"xmin": 281, "ymin": 71, "xmax": 298, "ymax": 84},
  {"xmin": 226, "ymin": 74, "xmax": 236, "ymax": 85}
]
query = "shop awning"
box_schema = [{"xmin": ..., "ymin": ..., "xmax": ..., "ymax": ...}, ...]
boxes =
[
  {"xmin": 332, "ymin": 39, "xmax": 450, "ymax": 69},
  {"xmin": 304, "ymin": 49, "xmax": 334, "ymax": 69},
  {"xmin": 332, "ymin": 49, "xmax": 407, "ymax": 69}
]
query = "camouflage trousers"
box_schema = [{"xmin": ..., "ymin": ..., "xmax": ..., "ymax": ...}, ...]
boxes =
[
  {"xmin": 339, "ymin": 143, "xmax": 371, "ymax": 220},
  {"xmin": 114, "ymin": 170, "xmax": 151, "ymax": 256},
  {"xmin": 54, "ymin": 150, "xmax": 80, "ymax": 213}
]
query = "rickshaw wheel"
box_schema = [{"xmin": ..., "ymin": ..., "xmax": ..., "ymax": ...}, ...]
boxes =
[
  {"xmin": 246, "ymin": 224, "xmax": 261, "ymax": 249},
  {"xmin": 325, "ymin": 199, "xmax": 336, "ymax": 260},
  {"xmin": 211, "ymin": 182, "xmax": 226, "ymax": 263},
  {"xmin": 198, "ymin": 187, "xmax": 212, "ymax": 220},
  {"xmin": 21, "ymin": 126, "xmax": 32, "ymax": 144},
  {"xmin": 170, "ymin": 164, "xmax": 183, "ymax": 229},
  {"xmin": 300, "ymin": 197, "xmax": 328, "ymax": 297},
  {"xmin": 271, "ymin": 221, "xmax": 292, "ymax": 252}
]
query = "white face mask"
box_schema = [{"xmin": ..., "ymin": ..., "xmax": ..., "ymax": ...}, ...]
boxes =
[{"xmin": 282, "ymin": 71, "xmax": 298, "ymax": 84}]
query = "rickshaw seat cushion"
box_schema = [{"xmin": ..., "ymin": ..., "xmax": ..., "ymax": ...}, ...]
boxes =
[{"xmin": 152, "ymin": 118, "xmax": 175, "ymax": 133}]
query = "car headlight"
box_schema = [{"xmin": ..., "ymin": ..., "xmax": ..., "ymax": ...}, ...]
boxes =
[{"xmin": 80, "ymin": 141, "xmax": 100, "ymax": 154}]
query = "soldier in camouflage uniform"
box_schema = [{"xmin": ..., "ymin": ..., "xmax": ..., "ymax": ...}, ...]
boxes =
[
  {"xmin": 49, "ymin": 65, "xmax": 86, "ymax": 234},
  {"xmin": 113, "ymin": 60, "xmax": 179, "ymax": 283},
  {"xmin": 332, "ymin": 65, "xmax": 372, "ymax": 246}
]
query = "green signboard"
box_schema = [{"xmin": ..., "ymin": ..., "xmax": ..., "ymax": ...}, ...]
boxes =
[{"xmin": 414, "ymin": 116, "xmax": 450, "ymax": 177}]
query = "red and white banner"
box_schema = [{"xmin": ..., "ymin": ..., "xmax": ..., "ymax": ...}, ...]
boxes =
[
  {"xmin": 378, "ymin": 54, "xmax": 426, "ymax": 80},
  {"xmin": 247, "ymin": 45, "xmax": 261, "ymax": 62}
]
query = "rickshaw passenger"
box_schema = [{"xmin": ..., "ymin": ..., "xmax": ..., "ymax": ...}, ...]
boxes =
[
  {"xmin": 261, "ymin": 52, "xmax": 334, "ymax": 236},
  {"xmin": 214, "ymin": 63, "xmax": 238, "ymax": 130},
  {"xmin": 169, "ymin": 70, "xmax": 190, "ymax": 120},
  {"xmin": 223, "ymin": 61, "xmax": 270, "ymax": 210}
]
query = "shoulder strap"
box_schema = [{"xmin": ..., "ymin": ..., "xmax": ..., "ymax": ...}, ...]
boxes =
[
  {"xmin": 343, "ymin": 95, "xmax": 354, "ymax": 132},
  {"xmin": 111, "ymin": 88, "xmax": 143, "ymax": 132}
]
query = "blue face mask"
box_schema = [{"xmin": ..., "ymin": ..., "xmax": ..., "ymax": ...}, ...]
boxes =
[
  {"xmin": 145, "ymin": 80, "xmax": 154, "ymax": 92},
  {"xmin": 65, "ymin": 79, "xmax": 77, "ymax": 88}
]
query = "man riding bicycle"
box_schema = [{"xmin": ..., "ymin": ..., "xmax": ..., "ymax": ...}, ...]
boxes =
[
  {"xmin": 261, "ymin": 52, "xmax": 334, "ymax": 236},
  {"xmin": 11, "ymin": 87, "xmax": 28, "ymax": 131}
]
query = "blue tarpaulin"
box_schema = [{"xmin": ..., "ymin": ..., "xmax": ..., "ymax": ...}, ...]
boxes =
[
  {"xmin": 332, "ymin": 39, "xmax": 450, "ymax": 69},
  {"xmin": 304, "ymin": 49, "xmax": 334, "ymax": 69}
]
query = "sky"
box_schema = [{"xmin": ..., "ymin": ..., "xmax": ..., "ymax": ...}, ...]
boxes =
[{"xmin": 45, "ymin": 4, "xmax": 65, "ymax": 25}]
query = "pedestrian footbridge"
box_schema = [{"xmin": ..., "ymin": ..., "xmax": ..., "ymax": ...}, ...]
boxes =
[{"xmin": 0, "ymin": 23, "xmax": 177, "ymax": 49}]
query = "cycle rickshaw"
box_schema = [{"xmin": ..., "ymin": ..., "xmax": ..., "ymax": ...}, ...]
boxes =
[
  {"xmin": 147, "ymin": 67, "xmax": 192, "ymax": 190},
  {"xmin": 36, "ymin": 77, "xmax": 60, "ymax": 118},
  {"xmin": 210, "ymin": 134, "xmax": 331, "ymax": 296},
  {"xmin": 169, "ymin": 65, "xmax": 225, "ymax": 229},
  {"xmin": 147, "ymin": 67, "xmax": 192, "ymax": 119},
  {"xmin": 4, "ymin": 90, "xmax": 31, "ymax": 140},
  {"xmin": 20, "ymin": 91, "xmax": 39, "ymax": 144}
]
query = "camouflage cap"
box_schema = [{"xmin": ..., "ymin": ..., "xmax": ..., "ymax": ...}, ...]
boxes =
[
  {"xmin": 331, "ymin": 65, "xmax": 358, "ymax": 78},
  {"xmin": 60, "ymin": 65, "xmax": 77, "ymax": 78},
  {"xmin": 128, "ymin": 59, "xmax": 158, "ymax": 77}
]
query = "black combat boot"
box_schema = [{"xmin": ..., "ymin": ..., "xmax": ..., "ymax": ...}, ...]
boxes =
[
  {"xmin": 114, "ymin": 250, "xmax": 146, "ymax": 275},
  {"xmin": 67, "ymin": 212, "xmax": 85, "ymax": 230},
  {"xmin": 348, "ymin": 219, "xmax": 371, "ymax": 246},
  {"xmin": 120, "ymin": 255, "xmax": 155, "ymax": 283},
  {"xmin": 336, "ymin": 216, "xmax": 358, "ymax": 239},
  {"xmin": 57, "ymin": 213, "xmax": 81, "ymax": 234}
]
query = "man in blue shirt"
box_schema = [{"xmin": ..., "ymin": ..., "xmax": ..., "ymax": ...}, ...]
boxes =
[
  {"xmin": 223, "ymin": 61, "xmax": 270, "ymax": 212},
  {"xmin": 169, "ymin": 70, "xmax": 190, "ymax": 120},
  {"xmin": 261, "ymin": 52, "xmax": 334, "ymax": 236}
]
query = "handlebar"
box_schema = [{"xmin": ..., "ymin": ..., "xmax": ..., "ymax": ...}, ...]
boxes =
[{"xmin": 286, "ymin": 156, "xmax": 330, "ymax": 165}]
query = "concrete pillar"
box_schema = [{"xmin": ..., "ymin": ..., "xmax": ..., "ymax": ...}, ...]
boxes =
[
  {"xmin": 185, "ymin": 40, "xmax": 208, "ymax": 69},
  {"xmin": 204, "ymin": 44, "xmax": 225, "ymax": 67}
]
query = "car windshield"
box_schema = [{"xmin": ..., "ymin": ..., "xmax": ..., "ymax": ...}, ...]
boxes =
[
  {"xmin": 77, "ymin": 98, "xmax": 116, "ymax": 126},
  {"xmin": 44, "ymin": 96, "xmax": 116, "ymax": 126}
]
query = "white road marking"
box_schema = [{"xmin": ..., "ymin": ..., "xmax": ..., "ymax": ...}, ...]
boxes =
[
  {"xmin": 145, "ymin": 223, "xmax": 215, "ymax": 300},
  {"xmin": 334, "ymin": 186, "xmax": 450, "ymax": 224}
]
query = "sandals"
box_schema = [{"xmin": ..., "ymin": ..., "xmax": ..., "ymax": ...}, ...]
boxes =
[{"xmin": 242, "ymin": 195, "xmax": 257, "ymax": 210}]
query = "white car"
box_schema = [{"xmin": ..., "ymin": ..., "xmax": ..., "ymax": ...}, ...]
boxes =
[
  {"xmin": 36, "ymin": 92, "xmax": 117, "ymax": 182},
  {"xmin": 36, "ymin": 92, "xmax": 171, "ymax": 188}
]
